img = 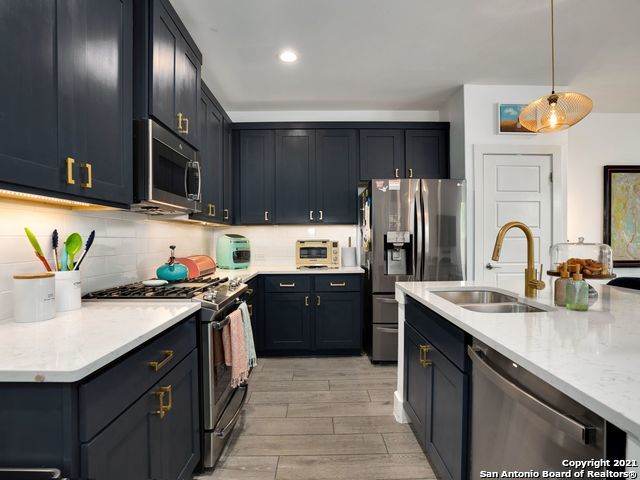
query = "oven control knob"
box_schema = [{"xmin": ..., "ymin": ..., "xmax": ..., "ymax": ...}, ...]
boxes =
[{"xmin": 203, "ymin": 288, "xmax": 218, "ymax": 302}]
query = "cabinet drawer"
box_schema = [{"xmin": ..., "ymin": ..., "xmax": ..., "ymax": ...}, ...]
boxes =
[
  {"xmin": 79, "ymin": 316, "xmax": 196, "ymax": 442},
  {"xmin": 314, "ymin": 275, "xmax": 361, "ymax": 292},
  {"xmin": 264, "ymin": 275, "xmax": 310, "ymax": 292},
  {"xmin": 406, "ymin": 298, "xmax": 468, "ymax": 372}
]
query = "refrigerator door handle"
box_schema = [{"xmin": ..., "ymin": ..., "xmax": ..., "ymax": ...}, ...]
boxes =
[{"xmin": 413, "ymin": 181, "xmax": 424, "ymax": 281}]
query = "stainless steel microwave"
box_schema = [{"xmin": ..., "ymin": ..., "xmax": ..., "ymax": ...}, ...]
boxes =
[{"xmin": 132, "ymin": 119, "xmax": 201, "ymax": 214}]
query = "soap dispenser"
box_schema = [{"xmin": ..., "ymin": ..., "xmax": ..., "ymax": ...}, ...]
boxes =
[
  {"xmin": 566, "ymin": 266, "xmax": 589, "ymax": 311},
  {"xmin": 554, "ymin": 266, "xmax": 570, "ymax": 307}
]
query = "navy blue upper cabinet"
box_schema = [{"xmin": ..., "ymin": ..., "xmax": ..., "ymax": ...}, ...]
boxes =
[
  {"xmin": 222, "ymin": 119, "xmax": 234, "ymax": 224},
  {"xmin": 0, "ymin": 1, "xmax": 60, "ymax": 194},
  {"xmin": 314, "ymin": 130, "xmax": 358, "ymax": 224},
  {"xmin": 58, "ymin": 0, "xmax": 133, "ymax": 205},
  {"xmin": 192, "ymin": 85, "xmax": 224, "ymax": 222},
  {"xmin": 359, "ymin": 129, "xmax": 405, "ymax": 181},
  {"xmin": 238, "ymin": 130, "xmax": 275, "ymax": 224},
  {"xmin": 275, "ymin": 130, "xmax": 315, "ymax": 224},
  {"xmin": 405, "ymin": 129, "xmax": 449, "ymax": 179},
  {"xmin": 0, "ymin": 0, "xmax": 133, "ymax": 207},
  {"xmin": 138, "ymin": 0, "xmax": 201, "ymax": 149}
]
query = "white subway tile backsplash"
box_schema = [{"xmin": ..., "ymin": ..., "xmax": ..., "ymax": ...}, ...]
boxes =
[
  {"xmin": 211, "ymin": 225, "xmax": 358, "ymax": 268},
  {"xmin": 0, "ymin": 199, "xmax": 213, "ymax": 320}
]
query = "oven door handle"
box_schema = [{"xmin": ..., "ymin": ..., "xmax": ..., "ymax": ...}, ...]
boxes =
[
  {"xmin": 213, "ymin": 384, "xmax": 249, "ymax": 438},
  {"xmin": 211, "ymin": 316, "xmax": 230, "ymax": 331}
]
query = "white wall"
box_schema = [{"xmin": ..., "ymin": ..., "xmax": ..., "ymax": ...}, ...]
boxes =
[
  {"xmin": 568, "ymin": 113, "xmax": 640, "ymax": 278},
  {"xmin": 228, "ymin": 110, "xmax": 439, "ymax": 123},
  {"xmin": 211, "ymin": 225, "xmax": 357, "ymax": 267},
  {"xmin": 461, "ymin": 85, "xmax": 570, "ymax": 279},
  {"xmin": 440, "ymin": 87, "xmax": 465, "ymax": 179},
  {"xmin": 0, "ymin": 199, "xmax": 212, "ymax": 320}
]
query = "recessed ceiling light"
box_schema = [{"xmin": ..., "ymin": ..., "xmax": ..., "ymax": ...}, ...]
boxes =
[{"xmin": 278, "ymin": 49, "xmax": 298, "ymax": 63}]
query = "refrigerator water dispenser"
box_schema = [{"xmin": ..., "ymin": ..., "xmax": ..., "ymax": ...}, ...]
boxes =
[{"xmin": 384, "ymin": 231, "xmax": 412, "ymax": 275}]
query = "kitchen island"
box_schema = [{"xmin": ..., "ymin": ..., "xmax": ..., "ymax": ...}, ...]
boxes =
[{"xmin": 394, "ymin": 280, "xmax": 640, "ymax": 478}]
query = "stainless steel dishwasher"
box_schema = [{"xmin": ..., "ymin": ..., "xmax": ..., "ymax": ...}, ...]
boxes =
[{"xmin": 468, "ymin": 340, "xmax": 612, "ymax": 477}]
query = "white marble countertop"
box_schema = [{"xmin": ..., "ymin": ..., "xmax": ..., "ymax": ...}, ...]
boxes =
[
  {"xmin": 216, "ymin": 265, "xmax": 364, "ymax": 281},
  {"xmin": 395, "ymin": 280, "xmax": 640, "ymax": 439},
  {"xmin": 0, "ymin": 301, "xmax": 200, "ymax": 383}
]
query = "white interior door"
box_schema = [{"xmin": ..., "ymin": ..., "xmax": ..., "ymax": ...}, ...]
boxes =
[{"xmin": 479, "ymin": 153, "xmax": 553, "ymax": 288}]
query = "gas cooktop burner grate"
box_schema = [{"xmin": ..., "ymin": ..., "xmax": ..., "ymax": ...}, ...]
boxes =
[{"xmin": 84, "ymin": 276, "xmax": 230, "ymax": 300}]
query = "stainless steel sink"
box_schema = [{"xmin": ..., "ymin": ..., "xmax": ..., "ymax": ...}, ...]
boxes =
[
  {"xmin": 432, "ymin": 289, "xmax": 517, "ymax": 304},
  {"xmin": 461, "ymin": 302, "xmax": 547, "ymax": 314},
  {"xmin": 431, "ymin": 289, "xmax": 550, "ymax": 313}
]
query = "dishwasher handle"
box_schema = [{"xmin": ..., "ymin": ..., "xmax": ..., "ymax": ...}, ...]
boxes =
[{"xmin": 467, "ymin": 346, "xmax": 595, "ymax": 445}]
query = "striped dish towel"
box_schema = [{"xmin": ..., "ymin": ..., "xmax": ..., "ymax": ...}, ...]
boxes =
[{"xmin": 239, "ymin": 302, "xmax": 258, "ymax": 369}]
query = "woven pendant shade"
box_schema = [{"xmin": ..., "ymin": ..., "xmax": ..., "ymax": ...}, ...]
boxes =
[
  {"xmin": 518, "ymin": 0, "xmax": 592, "ymax": 133},
  {"xmin": 519, "ymin": 92, "xmax": 593, "ymax": 133}
]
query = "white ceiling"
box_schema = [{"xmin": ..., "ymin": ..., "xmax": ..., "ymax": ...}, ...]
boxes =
[{"xmin": 170, "ymin": 0, "xmax": 640, "ymax": 113}]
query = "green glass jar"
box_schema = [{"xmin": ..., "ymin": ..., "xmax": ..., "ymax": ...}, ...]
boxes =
[{"xmin": 566, "ymin": 272, "xmax": 589, "ymax": 311}]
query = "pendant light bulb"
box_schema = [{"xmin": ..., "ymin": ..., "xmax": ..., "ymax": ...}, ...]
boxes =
[{"xmin": 518, "ymin": 0, "xmax": 592, "ymax": 133}]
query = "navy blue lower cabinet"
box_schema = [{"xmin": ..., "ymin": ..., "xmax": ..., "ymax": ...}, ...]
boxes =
[
  {"xmin": 81, "ymin": 384, "xmax": 162, "ymax": 480},
  {"xmin": 0, "ymin": 317, "xmax": 199, "ymax": 479},
  {"xmin": 264, "ymin": 292, "xmax": 313, "ymax": 352},
  {"xmin": 424, "ymin": 343, "xmax": 469, "ymax": 480},
  {"xmin": 404, "ymin": 323, "xmax": 429, "ymax": 447},
  {"xmin": 315, "ymin": 292, "xmax": 361, "ymax": 351},
  {"xmin": 404, "ymin": 298, "xmax": 469, "ymax": 480},
  {"xmin": 259, "ymin": 275, "xmax": 363, "ymax": 355}
]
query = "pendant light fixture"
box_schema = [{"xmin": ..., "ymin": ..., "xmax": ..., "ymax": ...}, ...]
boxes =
[{"xmin": 519, "ymin": 0, "xmax": 592, "ymax": 133}]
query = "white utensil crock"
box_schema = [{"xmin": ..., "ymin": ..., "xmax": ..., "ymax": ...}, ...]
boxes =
[
  {"xmin": 13, "ymin": 273, "xmax": 56, "ymax": 323},
  {"xmin": 55, "ymin": 270, "xmax": 82, "ymax": 312}
]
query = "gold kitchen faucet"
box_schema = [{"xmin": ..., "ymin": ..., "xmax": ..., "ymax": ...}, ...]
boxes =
[{"xmin": 492, "ymin": 221, "xmax": 546, "ymax": 298}]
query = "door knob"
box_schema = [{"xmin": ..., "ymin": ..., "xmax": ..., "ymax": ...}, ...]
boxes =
[{"xmin": 485, "ymin": 263, "xmax": 501, "ymax": 270}]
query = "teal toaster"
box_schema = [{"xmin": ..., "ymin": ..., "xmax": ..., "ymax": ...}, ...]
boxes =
[{"xmin": 216, "ymin": 234, "xmax": 250, "ymax": 269}]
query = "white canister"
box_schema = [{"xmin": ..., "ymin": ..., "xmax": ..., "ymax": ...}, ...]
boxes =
[
  {"xmin": 13, "ymin": 273, "xmax": 56, "ymax": 323},
  {"xmin": 55, "ymin": 270, "xmax": 82, "ymax": 312}
]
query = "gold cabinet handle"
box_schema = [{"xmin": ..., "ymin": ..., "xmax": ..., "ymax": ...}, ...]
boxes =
[
  {"xmin": 319, "ymin": 210, "xmax": 324, "ymax": 221},
  {"xmin": 247, "ymin": 304, "xmax": 253, "ymax": 316},
  {"xmin": 304, "ymin": 295, "xmax": 309, "ymax": 307},
  {"xmin": 154, "ymin": 385, "xmax": 172, "ymax": 419},
  {"xmin": 316, "ymin": 295, "xmax": 321, "ymax": 306},
  {"xmin": 419, "ymin": 345, "xmax": 432, "ymax": 368},
  {"xmin": 246, "ymin": 288, "xmax": 254, "ymax": 295},
  {"xmin": 66, "ymin": 157, "xmax": 76, "ymax": 185},
  {"xmin": 80, "ymin": 162, "xmax": 92, "ymax": 188},
  {"xmin": 177, "ymin": 112, "xmax": 189, "ymax": 134},
  {"xmin": 330, "ymin": 282, "xmax": 346, "ymax": 287},
  {"xmin": 279, "ymin": 282, "xmax": 295, "ymax": 288},
  {"xmin": 264, "ymin": 211, "xmax": 270, "ymax": 222},
  {"xmin": 147, "ymin": 350, "xmax": 174, "ymax": 371},
  {"xmin": 208, "ymin": 204, "xmax": 216, "ymax": 217},
  {"xmin": 394, "ymin": 168, "xmax": 400, "ymax": 178},
  {"xmin": 224, "ymin": 209, "xmax": 230, "ymax": 220},
  {"xmin": 309, "ymin": 210, "xmax": 314, "ymax": 221},
  {"xmin": 212, "ymin": 204, "xmax": 216, "ymax": 217},
  {"xmin": 408, "ymin": 168, "xmax": 413, "ymax": 178}
]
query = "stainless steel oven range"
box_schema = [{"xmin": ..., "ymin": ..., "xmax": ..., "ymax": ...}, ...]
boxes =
[{"xmin": 197, "ymin": 282, "xmax": 249, "ymax": 468}]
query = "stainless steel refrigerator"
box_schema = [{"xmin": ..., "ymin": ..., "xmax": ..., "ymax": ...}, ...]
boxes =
[{"xmin": 359, "ymin": 178, "xmax": 466, "ymax": 362}]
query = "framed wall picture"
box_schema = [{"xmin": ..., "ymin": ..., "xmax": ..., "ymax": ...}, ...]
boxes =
[
  {"xmin": 604, "ymin": 165, "xmax": 640, "ymax": 267},
  {"xmin": 497, "ymin": 103, "xmax": 535, "ymax": 135}
]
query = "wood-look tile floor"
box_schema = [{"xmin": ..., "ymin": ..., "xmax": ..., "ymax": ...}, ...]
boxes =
[{"xmin": 196, "ymin": 356, "xmax": 435, "ymax": 480}]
